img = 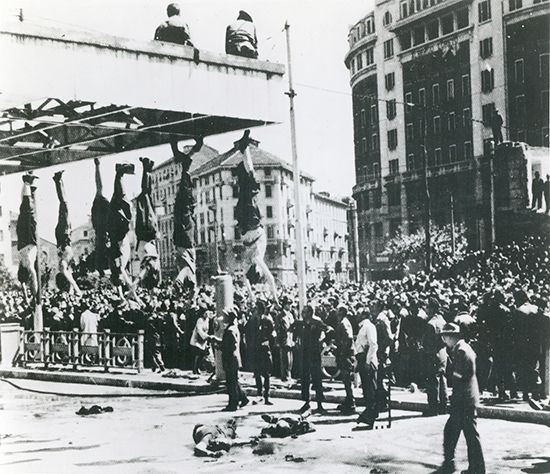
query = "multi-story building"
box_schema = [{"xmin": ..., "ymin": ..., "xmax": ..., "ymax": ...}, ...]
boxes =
[
  {"xmin": 345, "ymin": 0, "xmax": 549, "ymax": 275},
  {"xmin": 71, "ymin": 222, "xmax": 94, "ymax": 262},
  {"xmin": 151, "ymin": 143, "xmax": 350, "ymax": 285},
  {"xmin": 0, "ymin": 181, "xmax": 13, "ymax": 273}
]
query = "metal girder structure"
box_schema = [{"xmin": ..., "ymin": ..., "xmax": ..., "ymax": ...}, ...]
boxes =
[{"xmin": 0, "ymin": 99, "xmax": 266, "ymax": 174}]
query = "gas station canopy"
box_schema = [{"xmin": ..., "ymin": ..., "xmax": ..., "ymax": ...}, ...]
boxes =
[{"xmin": 0, "ymin": 22, "xmax": 286, "ymax": 174}]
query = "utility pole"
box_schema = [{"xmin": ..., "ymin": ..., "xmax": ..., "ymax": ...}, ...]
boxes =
[
  {"xmin": 284, "ymin": 22, "xmax": 306, "ymax": 313},
  {"xmin": 488, "ymin": 144, "xmax": 496, "ymax": 249},
  {"xmin": 450, "ymin": 192, "xmax": 456, "ymax": 257}
]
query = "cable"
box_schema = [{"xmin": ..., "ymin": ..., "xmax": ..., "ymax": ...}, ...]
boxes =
[{"xmin": 0, "ymin": 376, "xmax": 225, "ymax": 398}]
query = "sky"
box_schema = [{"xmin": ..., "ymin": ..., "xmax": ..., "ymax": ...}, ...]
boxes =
[{"xmin": 0, "ymin": 0, "xmax": 374, "ymax": 241}]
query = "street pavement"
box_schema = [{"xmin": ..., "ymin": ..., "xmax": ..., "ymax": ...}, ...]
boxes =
[{"xmin": 1, "ymin": 379, "xmax": 549, "ymax": 473}]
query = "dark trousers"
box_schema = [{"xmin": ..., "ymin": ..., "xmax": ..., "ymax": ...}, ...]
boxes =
[
  {"xmin": 301, "ymin": 357, "xmax": 324, "ymax": 403},
  {"xmin": 225, "ymin": 362, "xmax": 248, "ymax": 409},
  {"xmin": 358, "ymin": 360, "xmax": 378, "ymax": 424},
  {"xmin": 444, "ymin": 406, "xmax": 485, "ymax": 473},
  {"xmin": 280, "ymin": 346, "xmax": 293, "ymax": 381},
  {"xmin": 338, "ymin": 355, "xmax": 356, "ymax": 407},
  {"xmin": 255, "ymin": 373, "xmax": 271, "ymax": 399},
  {"xmin": 152, "ymin": 347, "xmax": 165, "ymax": 371},
  {"xmin": 427, "ymin": 368, "xmax": 448, "ymax": 412},
  {"xmin": 532, "ymin": 192, "xmax": 543, "ymax": 210},
  {"xmin": 377, "ymin": 362, "xmax": 390, "ymax": 409}
]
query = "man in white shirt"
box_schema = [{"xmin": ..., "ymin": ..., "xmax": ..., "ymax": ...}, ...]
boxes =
[
  {"xmin": 80, "ymin": 305, "xmax": 100, "ymax": 347},
  {"xmin": 355, "ymin": 307, "xmax": 379, "ymax": 428}
]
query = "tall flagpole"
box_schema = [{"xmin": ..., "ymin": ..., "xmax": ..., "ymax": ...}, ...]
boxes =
[{"xmin": 284, "ymin": 22, "xmax": 306, "ymax": 313}]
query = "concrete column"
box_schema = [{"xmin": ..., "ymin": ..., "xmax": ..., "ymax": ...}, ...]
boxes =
[{"xmin": 0, "ymin": 323, "xmax": 23, "ymax": 368}]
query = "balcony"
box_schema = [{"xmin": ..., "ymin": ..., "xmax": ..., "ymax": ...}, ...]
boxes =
[{"xmin": 392, "ymin": 0, "xmax": 472, "ymax": 32}]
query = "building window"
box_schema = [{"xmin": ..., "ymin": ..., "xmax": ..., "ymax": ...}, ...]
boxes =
[
  {"xmin": 356, "ymin": 53, "xmax": 363, "ymax": 70},
  {"xmin": 386, "ymin": 99, "xmax": 397, "ymax": 120},
  {"xmin": 464, "ymin": 141, "xmax": 473, "ymax": 160},
  {"xmin": 435, "ymin": 148, "xmax": 442, "ymax": 165},
  {"xmin": 427, "ymin": 20, "xmax": 439, "ymax": 40},
  {"xmin": 457, "ymin": 8, "xmax": 469, "ymax": 28},
  {"xmin": 448, "ymin": 112, "xmax": 456, "ymax": 132},
  {"xmin": 441, "ymin": 14, "xmax": 454, "ymax": 35},
  {"xmin": 433, "ymin": 115, "xmax": 441, "ymax": 134},
  {"xmin": 515, "ymin": 94, "xmax": 526, "ymax": 118},
  {"xmin": 383, "ymin": 11, "xmax": 393, "ymax": 26},
  {"xmin": 432, "ymin": 84, "xmax": 440, "ymax": 105},
  {"xmin": 371, "ymin": 133, "xmax": 379, "ymax": 151},
  {"xmin": 360, "ymin": 108, "xmax": 366, "ymax": 128},
  {"xmin": 478, "ymin": 0, "xmax": 491, "ymax": 22},
  {"xmin": 266, "ymin": 205, "xmax": 273, "ymax": 218},
  {"xmin": 461, "ymin": 74, "xmax": 470, "ymax": 97},
  {"xmin": 463, "ymin": 107, "xmax": 471, "ymax": 128},
  {"xmin": 365, "ymin": 17, "xmax": 375, "ymax": 34},
  {"xmin": 482, "ymin": 103, "xmax": 493, "ymax": 125},
  {"xmin": 267, "ymin": 225, "xmax": 275, "ymax": 239},
  {"xmin": 265, "ymin": 184, "xmax": 272, "ymax": 198},
  {"xmin": 387, "ymin": 183, "xmax": 401, "ymax": 207},
  {"xmin": 388, "ymin": 129, "xmax": 398, "ymax": 150},
  {"xmin": 406, "ymin": 123, "xmax": 414, "ymax": 141},
  {"xmin": 389, "ymin": 159, "xmax": 399, "ymax": 175},
  {"xmin": 540, "ymin": 53, "xmax": 550, "ymax": 78},
  {"xmin": 447, "ymin": 79, "xmax": 455, "ymax": 100},
  {"xmin": 401, "ymin": 0, "xmax": 409, "ymax": 18},
  {"xmin": 372, "ymin": 163, "xmax": 380, "ymax": 177},
  {"xmin": 385, "ymin": 72, "xmax": 395, "ymax": 90},
  {"xmin": 350, "ymin": 59, "xmax": 355, "ymax": 75},
  {"xmin": 509, "ymin": 0, "xmax": 523, "ymax": 10},
  {"xmin": 419, "ymin": 117, "xmax": 427, "ymax": 137},
  {"xmin": 400, "ymin": 31, "xmax": 412, "ymax": 50},
  {"xmin": 514, "ymin": 59, "xmax": 524, "ymax": 83},
  {"xmin": 480, "ymin": 38, "xmax": 493, "ymax": 58},
  {"xmin": 361, "ymin": 137, "xmax": 367, "ymax": 153},
  {"xmin": 370, "ymin": 104, "xmax": 378, "ymax": 123},
  {"xmin": 481, "ymin": 68, "xmax": 494, "ymax": 92},
  {"xmin": 83, "ymin": 230, "xmax": 88, "ymax": 237},
  {"xmin": 413, "ymin": 25, "xmax": 425, "ymax": 46},
  {"xmin": 419, "ymin": 88, "xmax": 426, "ymax": 106},
  {"xmin": 405, "ymin": 92, "xmax": 413, "ymax": 110},
  {"xmin": 265, "ymin": 168, "xmax": 272, "ymax": 176},
  {"xmin": 449, "ymin": 144, "xmax": 457, "ymax": 162},
  {"xmin": 406, "ymin": 154, "xmax": 415, "ymax": 171},
  {"xmin": 366, "ymin": 47, "xmax": 374, "ymax": 65},
  {"xmin": 384, "ymin": 39, "xmax": 394, "ymax": 59}
]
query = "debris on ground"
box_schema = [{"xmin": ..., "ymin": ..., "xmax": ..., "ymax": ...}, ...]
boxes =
[
  {"xmin": 252, "ymin": 440, "xmax": 276, "ymax": 455},
  {"xmin": 76, "ymin": 405, "xmax": 114, "ymax": 416},
  {"xmin": 259, "ymin": 413, "xmax": 315, "ymax": 438},
  {"xmin": 285, "ymin": 454, "xmax": 306, "ymax": 463}
]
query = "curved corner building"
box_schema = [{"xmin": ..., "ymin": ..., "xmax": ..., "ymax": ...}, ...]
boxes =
[{"xmin": 345, "ymin": 0, "xmax": 550, "ymax": 277}]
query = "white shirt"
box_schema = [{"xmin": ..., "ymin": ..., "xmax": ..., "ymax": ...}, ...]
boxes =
[
  {"xmin": 355, "ymin": 319, "xmax": 378, "ymax": 367},
  {"xmin": 191, "ymin": 317, "xmax": 209, "ymax": 350},
  {"xmin": 80, "ymin": 309, "xmax": 99, "ymax": 346}
]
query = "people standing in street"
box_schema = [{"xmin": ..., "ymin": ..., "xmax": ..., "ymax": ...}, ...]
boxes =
[
  {"xmin": 213, "ymin": 307, "xmax": 249, "ymax": 411},
  {"xmin": 424, "ymin": 298, "xmax": 449, "ymax": 416},
  {"xmin": 439, "ymin": 322, "xmax": 485, "ymax": 474},
  {"xmin": 299, "ymin": 304, "xmax": 330, "ymax": 414},
  {"xmin": 335, "ymin": 304, "xmax": 356, "ymax": 414},
  {"xmin": 190, "ymin": 309, "xmax": 210, "ymax": 375},
  {"xmin": 225, "ymin": 10, "xmax": 258, "ymax": 59},
  {"xmin": 277, "ymin": 296, "xmax": 295, "ymax": 383},
  {"xmin": 355, "ymin": 307, "xmax": 379, "ymax": 428},
  {"xmin": 255, "ymin": 300, "xmax": 276, "ymax": 405}
]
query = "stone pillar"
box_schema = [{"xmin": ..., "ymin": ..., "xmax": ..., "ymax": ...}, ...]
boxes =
[
  {"xmin": 212, "ymin": 274, "xmax": 233, "ymax": 382},
  {"xmin": 0, "ymin": 323, "xmax": 23, "ymax": 368}
]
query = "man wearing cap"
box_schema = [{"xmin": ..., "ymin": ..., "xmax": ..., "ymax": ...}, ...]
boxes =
[
  {"xmin": 439, "ymin": 322, "xmax": 485, "ymax": 474},
  {"xmin": 335, "ymin": 304, "xmax": 356, "ymax": 414},
  {"xmin": 225, "ymin": 11, "xmax": 258, "ymax": 59}
]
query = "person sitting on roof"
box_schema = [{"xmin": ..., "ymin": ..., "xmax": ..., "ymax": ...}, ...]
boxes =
[
  {"xmin": 154, "ymin": 3, "xmax": 194, "ymax": 47},
  {"xmin": 225, "ymin": 10, "xmax": 258, "ymax": 59}
]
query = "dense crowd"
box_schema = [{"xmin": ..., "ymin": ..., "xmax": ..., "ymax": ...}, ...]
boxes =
[{"xmin": 1, "ymin": 235, "xmax": 549, "ymax": 401}]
